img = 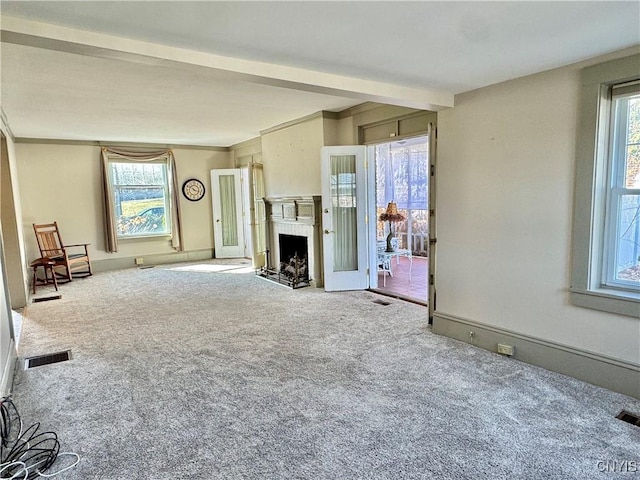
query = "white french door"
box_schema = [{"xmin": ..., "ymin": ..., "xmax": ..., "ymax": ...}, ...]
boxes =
[
  {"xmin": 211, "ymin": 168, "xmax": 245, "ymax": 258},
  {"xmin": 321, "ymin": 146, "xmax": 374, "ymax": 291}
]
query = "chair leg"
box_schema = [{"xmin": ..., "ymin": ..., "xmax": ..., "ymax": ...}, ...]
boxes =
[
  {"xmin": 47, "ymin": 265, "xmax": 58, "ymax": 291},
  {"xmin": 53, "ymin": 265, "xmax": 70, "ymax": 283}
]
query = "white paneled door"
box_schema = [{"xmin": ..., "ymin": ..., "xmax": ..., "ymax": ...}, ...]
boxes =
[{"xmin": 211, "ymin": 168, "xmax": 245, "ymax": 258}]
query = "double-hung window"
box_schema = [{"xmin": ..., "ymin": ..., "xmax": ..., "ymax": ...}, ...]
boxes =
[
  {"xmin": 108, "ymin": 157, "xmax": 171, "ymax": 238},
  {"xmin": 604, "ymin": 87, "xmax": 640, "ymax": 289},
  {"xmin": 571, "ymin": 54, "xmax": 640, "ymax": 317}
]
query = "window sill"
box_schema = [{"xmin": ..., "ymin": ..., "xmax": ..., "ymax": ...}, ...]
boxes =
[
  {"xmin": 570, "ymin": 287, "xmax": 640, "ymax": 318},
  {"xmin": 117, "ymin": 234, "xmax": 172, "ymax": 242}
]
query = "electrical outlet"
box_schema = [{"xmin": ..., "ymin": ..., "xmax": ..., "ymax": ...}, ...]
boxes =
[
  {"xmin": 497, "ymin": 343, "xmax": 514, "ymax": 356},
  {"xmin": 135, "ymin": 257, "xmax": 144, "ymax": 265}
]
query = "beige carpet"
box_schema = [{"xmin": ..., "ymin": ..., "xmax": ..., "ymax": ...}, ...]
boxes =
[{"xmin": 9, "ymin": 260, "xmax": 640, "ymax": 479}]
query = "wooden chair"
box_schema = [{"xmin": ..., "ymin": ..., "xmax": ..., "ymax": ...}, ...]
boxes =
[{"xmin": 33, "ymin": 222, "xmax": 92, "ymax": 282}]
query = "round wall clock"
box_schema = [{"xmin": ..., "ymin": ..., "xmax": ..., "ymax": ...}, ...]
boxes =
[{"xmin": 182, "ymin": 178, "xmax": 206, "ymax": 201}]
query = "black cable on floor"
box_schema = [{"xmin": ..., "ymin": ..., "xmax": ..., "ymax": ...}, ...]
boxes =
[{"xmin": 0, "ymin": 397, "xmax": 78, "ymax": 479}]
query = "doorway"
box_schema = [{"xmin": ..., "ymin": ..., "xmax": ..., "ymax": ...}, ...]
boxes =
[
  {"xmin": 211, "ymin": 163, "xmax": 266, "ymax": 265},
  {"xmin": 370, "ymin": 135, "xmax": 430, "ymax": 303}
]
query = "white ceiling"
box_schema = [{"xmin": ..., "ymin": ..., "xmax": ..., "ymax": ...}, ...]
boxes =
[{"xmin": 1, "ymin": 1, "xmax": 639, "ymax": 147}]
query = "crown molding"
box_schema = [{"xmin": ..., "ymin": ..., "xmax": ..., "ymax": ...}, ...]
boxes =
[{"xmin": 13, "ymin": 137, "xmax": 229, "ymax": 151}]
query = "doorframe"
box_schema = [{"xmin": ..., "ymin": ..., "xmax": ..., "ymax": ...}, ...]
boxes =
[
  {"xmin": 210, "ymin": 168, "xmax": 246, "ymax": 258},
  {"xmin": 364, "ymin": 129, "xmax": 435, "ymax": 320},
  {"xmin": 240, "ymin": 166, "xmax": 252, "ymax": 259},
  {"xmin": 427, "ymin": 123, "xmax": 437, "ymax": 322}
]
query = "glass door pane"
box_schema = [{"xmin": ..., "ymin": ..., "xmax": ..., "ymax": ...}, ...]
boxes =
[
  {"xmin": 331, "ymin": 155, "xmax": 358, "ymax": 271},
  {"xmin": 219, "ymin": 175, "xmax": 238, "ymax": 246}
]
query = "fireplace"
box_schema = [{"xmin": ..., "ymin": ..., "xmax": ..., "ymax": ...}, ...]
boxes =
[
  {"xmin": 279, "ymin": 234, "xmax": 309, "ymax": 284},
  {"xmin": 257, "ymin": 196, "xmax": 323, "ymax": 288}
]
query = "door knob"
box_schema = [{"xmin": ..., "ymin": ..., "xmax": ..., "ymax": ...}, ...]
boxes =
[
  {"xmin": 324, "ymin": 229, "xmax": 334, "ymax": 234},
  {"xmin": 216, "ymin": 219, "xmax": 220, "ymax": 223}
]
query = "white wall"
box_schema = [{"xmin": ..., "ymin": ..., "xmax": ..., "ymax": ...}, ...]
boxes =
[
  {"xmin": 436, "ymin": 64, "xmax": 640, "ymax": 364},
  {"xmin": 16, "ymin": 143, "xmax": 232, "ymax": 263}
]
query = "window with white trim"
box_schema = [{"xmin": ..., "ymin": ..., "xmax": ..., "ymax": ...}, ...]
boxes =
[
  {"xmin": 108, "ymin": 159, "xmax": 171, "ymax": 238},
  {"xmin": 570, "ymin": 54, "xmax": 640, "ymax": 317},
  {"xmin": 604, "ymin": 87, "xmax": 640, "ymax": 289}
]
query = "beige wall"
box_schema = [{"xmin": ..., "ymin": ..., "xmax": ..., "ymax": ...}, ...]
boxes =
[
  {"xmin": 231, "ymin": 137, "xmax": 262, "ymax": 167},
  {"xmin": 16, "ymin": 143, "xmax": 232, "ymax": 264},
  {"xmin": 1, "ymin": 123, "xmax": 29, "ymax": 308},
  {"xmin": 260, "ymin": 105, "xmax": 434, "ymax": 199},
  {"xmin": 436, "ymin": 64, "xmax": 640, "ymax": 365},
  {"xmin": 174, "ymin": 147, "xmax": 233, "ymax": 251},
  {"xmin": 261, "ymin": 115, "xmax": 325, "ymax": 197}
]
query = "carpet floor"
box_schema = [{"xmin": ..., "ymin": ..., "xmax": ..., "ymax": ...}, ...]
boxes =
[{"xmin": 8, "ymin": 260, "xmax": 640, "ymax": 479}]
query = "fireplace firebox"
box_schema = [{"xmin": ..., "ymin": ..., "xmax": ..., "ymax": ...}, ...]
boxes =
[{"xmin": 278, "ymin": 234, "xmax": 309, "ymax": 284}]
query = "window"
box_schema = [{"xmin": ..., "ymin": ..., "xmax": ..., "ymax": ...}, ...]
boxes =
[
  {"xmin": 108, "ymin": 159, "xmax": 171, "ymax": 238},
  {"xmin": 571, "ymin": 54, "xmax": 640, "ymax": 317},
  {"xmin": 604, "ymin": 88, "xmax": 640, "ymax": 289},
  {"xmin": 374, "ymin": 136, "xmax": 429, "ymax": 256}
]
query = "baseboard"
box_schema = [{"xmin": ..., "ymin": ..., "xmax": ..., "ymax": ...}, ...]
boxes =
[
  {"xmin": 1, "ymin": 340, "xmax": 17, "ymax": 397},
  {"xmin": 432, "ymin": 312, "xmax": 640, "ymax": 400},
  {"xmin": 91, "ymin": 249, "xmax": 214, "ymax": 273}
]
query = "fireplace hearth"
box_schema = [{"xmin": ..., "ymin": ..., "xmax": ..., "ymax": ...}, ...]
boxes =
[{"xmin": 258, "ymin": 256, "xmax": 310, "ymax": 290}]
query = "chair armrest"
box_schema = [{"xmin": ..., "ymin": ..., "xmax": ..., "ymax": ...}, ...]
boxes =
[{"xmin": 62, "ymin": 243, "xmax": 90, "ymax": 255}]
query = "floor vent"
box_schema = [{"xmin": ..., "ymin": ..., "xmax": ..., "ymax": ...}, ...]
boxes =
[
  {"xmin": 139, "ymin": 265, "xmax": 155, "ymax": 269},
  {"xmin": 616, "ymin": 410, "xmax": 640, "ymax": 426},
  {"xmin": 373, "ymin": 299, "xmax": 392, "ymax": 306},
  {"xmin": 25, "ymin": 350, "xmax": 71, "ymax": 369},
  {"xmin": 33, "ymin": 294, "xmax": 62, "ymax": 303}
]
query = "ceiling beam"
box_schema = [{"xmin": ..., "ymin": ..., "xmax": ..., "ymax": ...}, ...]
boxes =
[{"xmin": 0, "ymin": 15, "xmax": 454, "ymax": 111}]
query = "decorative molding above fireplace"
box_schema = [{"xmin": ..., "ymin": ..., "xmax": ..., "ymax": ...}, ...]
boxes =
[
  {"xmin": 263, "ymin": 196, "xmax": 323, "ymax": 287},
  {"xmin": 266, "ymin": 196, "xmax": 319, "ymax": 225}
]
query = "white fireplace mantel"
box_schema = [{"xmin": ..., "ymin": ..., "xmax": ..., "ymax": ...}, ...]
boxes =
[{"xmin": 263, "ymin": 196, "xmax": 323, "ymax": 287}]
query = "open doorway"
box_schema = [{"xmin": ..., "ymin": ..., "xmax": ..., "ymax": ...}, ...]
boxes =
[{"xmin": 370, "ymin": 135, "xmax": 429, "ymax": 303}]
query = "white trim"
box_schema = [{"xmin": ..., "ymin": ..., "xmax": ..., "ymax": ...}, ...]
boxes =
[
  {"xmin": 602, "ymin": 89, "xmax": 640, "ymax": 291},
  {"xmin": 107, "ymin": 157, "xmax": 173, "ymax": 239},
  {"xmin": 1, "ymin": 340, "xmax": 17, "ymax": 397}
]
